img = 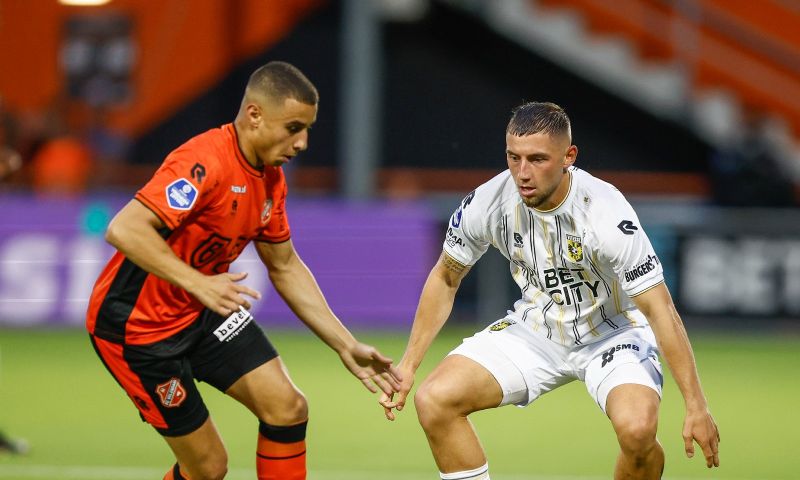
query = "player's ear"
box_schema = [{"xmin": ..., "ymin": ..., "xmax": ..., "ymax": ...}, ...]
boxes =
[
  {"xmin": 245, "ymin": 103, "xmax": 262, "ymax": 128},
  {"xmin": 564, "ymin": 145, "xmax": 578, "ymax": 169}
]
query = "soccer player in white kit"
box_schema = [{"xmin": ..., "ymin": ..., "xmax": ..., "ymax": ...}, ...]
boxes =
[{"xmin": 380, "ymin": 102, "xmax": 720, "ymax": 479}]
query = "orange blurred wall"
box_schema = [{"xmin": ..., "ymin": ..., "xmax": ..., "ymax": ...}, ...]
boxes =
[{"xmin": 0, "ymin": 0, "xmax": 324, "ymax": 136}]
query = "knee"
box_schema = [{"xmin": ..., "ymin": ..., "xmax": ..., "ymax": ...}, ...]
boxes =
[
  {"xmin": 414, "ymin": 379, "xmax": 462, "ymax": 431},
  {"xmin": 187, "ymin": 452, "xmax": 228, "ymax": 480},
  {"xmin": 615, "ymin": 414, "xmax": 659, "ymax": 456},
  {"xmin": 260, "ymin": 389, "xmax": 308, "ymax": 426}
]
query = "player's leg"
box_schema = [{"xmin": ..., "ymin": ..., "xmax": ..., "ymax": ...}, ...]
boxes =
[
  {"xmin": 90, "ymin": 333, "xmax": 228, "ymax": 480},
  {"xmin": 414, "ymin": 354, "xmax": 502, "ymax": 479},
  {"xmin": 226, "ymin": 357, "xmax": 309, "ymax": 480},
  {"xmin": 190, "ymin": 309, "xmax": 305, "ymax": 480},
  {"xmin": 582, "ymin": 327, "xmax": 664, "ymax": 480},
  {"xmin": 162, "ymin": 418, "xmax": 228, "ymax": 480},
  {"xmin": 606, "ymin": 384, "xmax": 664, "ymax": 480}
]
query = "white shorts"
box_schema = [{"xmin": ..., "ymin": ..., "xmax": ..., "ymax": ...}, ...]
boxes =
[{"xmin": 448, "ymin": 321, "xmax": 663, "ymax": 413}]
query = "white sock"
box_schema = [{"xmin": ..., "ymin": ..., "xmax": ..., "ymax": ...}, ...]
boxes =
[{"xmin": 440, "ymin": 462, "xmax": 489, "ymax": 480}]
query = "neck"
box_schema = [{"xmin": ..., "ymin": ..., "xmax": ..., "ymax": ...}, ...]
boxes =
[
  {"xmin": 233, "ymin": 122, "xmax": 262, "ymax": 169},
  {"xmin": 535, "ymin": 169, "xmax": 572, "ymax": 212}
]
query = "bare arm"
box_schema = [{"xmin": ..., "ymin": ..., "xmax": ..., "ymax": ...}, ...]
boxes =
[
  {"xmin": 380, "ymin": 251, "xmax": 471, "ymax": 419},
  {"xmin": 255, "ymin": 239, "xmax": 402, "ymax": 394},
  {"xmin": 632, "ymin": 282, "xmax": 720, "ymax": 468},
  {"xmin": 105, "ymin": 200, "xmax": 260, "ymax": 316}
]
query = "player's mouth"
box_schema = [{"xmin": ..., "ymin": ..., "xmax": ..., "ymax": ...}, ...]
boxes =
[{"xmin": 518, "ymin": 185, "xmax": 536, "ymax": 197}]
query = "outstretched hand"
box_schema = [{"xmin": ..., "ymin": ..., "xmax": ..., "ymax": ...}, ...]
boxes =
[
  {"xmin": 339, "ymin": 342, "xmax": 403, "ymax": 396},
  {"xmin": 379, "ymin": 364, "xmax": 415, "ymax": 421},
  {"xmin": 683, "ymin": 408, "xmax": 720, "ymax": 468}
]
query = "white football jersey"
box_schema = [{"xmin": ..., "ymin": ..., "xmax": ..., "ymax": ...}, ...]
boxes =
[{"xmin": 444, "ymin": 167, "xmax": 664, "ymax": 346}]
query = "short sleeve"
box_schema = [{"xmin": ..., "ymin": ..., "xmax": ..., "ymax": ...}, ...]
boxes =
[
  {"xmin": 254, "ymin": 168, "xmax": 291, "ymax": 243},
  {"xmin": 443, "ymin": 190, "xmax": 490, "ymax": 266},
  {"xmin": 135, "ymin": 147, "xmax": 219, "ymax": 230},
  {"xmin": 593, "ymin": 192, "xmax": 664, "ymax": 296}
]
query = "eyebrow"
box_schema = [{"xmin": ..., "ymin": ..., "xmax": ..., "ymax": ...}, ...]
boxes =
[{"xmin": 506, "ymin": 149, "xmax": 549, "ymax": 159}]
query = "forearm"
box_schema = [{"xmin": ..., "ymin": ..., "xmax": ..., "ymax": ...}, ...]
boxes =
[
  {"xmin": 400, "ymin": 271, "xmax": 459, "ymax": 372},
  {"xmin": 650, "ymin": 305, "xmax": 708, "ymax": 410},
  {"xmin": 106, "ymin": 217, "xmax": 203, "ymax": 293},
  {"xmin": 268, "ymin": 254, "xmax": 356, "ymax": 353}
]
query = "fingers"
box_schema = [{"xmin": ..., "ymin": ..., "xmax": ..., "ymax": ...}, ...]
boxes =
[
  {"xmin": 361, "ymin": 377, "xmax": 378, "ymax": 394},
  {"xmin": 371, "ymin": 374, "xmax": 395, "ymax": 397},
  {"xmin": 683, "ymin": 433, "xmax": 694, "ymax": 459},
  {"xmin": 385, "ymin": 364, "xmax": 404, "ymax": 385},
  {"xmin": 234, "ymin": 283, "xmax": 262, "ymax": 301},
  {"xmin": 701, "ymin": 434, "xmax": 721, "ymax": 468},
  {"xmin": 379, "ymin": 393, "xmax": 396, "ymax": 421},
  {"xmin": 228, "ymin": 271, "xmax": 248, "ymax": 281}
]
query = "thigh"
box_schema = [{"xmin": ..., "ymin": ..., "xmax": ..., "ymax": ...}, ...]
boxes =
[
  {"xmin": 581, "ymin": 327, "xmax": 663, "ymax": 413},
  {"xmin": 421, "ymin": 354, "xmax": 504, "ymax": 414},
  {"xmin": 225, "ymin": 356, "xmax": 306, "ymax": 424},
  {"xmin": 451, "ymin": 321, "xmax": 573, "ymax": 407},
  {"xmin": 189, "ymin": 308, "xmax": 279, "ymax": 392},
  {"xmin": 90, "ymin": 334, "xmax": 209, "ymax": 437}
]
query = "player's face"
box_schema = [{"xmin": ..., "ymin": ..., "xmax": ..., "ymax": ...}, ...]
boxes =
[
  {"xmin": 506, "ymin": 132, "xmax": 577, "ymax": 210},
  {"xmin": 251, "ymin": 97, "xmax": 317, "ymax": 167}
]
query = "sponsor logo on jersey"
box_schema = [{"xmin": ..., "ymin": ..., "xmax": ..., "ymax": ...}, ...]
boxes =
[
  {"xmin": 601, "ymin": 343, "xmax": 640, "ymax": 367},
  {"xmin": 165, "ymin": 178, "xmax": 198, "ymax": 210},
  {"xmin": 446, "ymin": 227, "xmax": 464, "ymax": 247},
  {"xmin": 513, "ymin": 232, "xmax": 523, "ymax": 248},
  {"xmin": 623, "ymin": 254, "xmax": 660, "ymax": 283},
  {"xmin": 451, "ymin": 206, "xmax": 463, "ymax": 228},
  {"xmin": 190, "ymin": 163, "xmax": 206, "ymax": 184},
  {"xmin": 156, "ymin": 377, "xmax": 186, "ymax": 408},
  {"xmin": 566, "ymin": 234, "xmax": 583, "ymax": 262},
  {"xmin": 261, "ymin": 199, "xmax": 273, "ymax": 224},
  {"xmin": 231, "ymin": 185, "xmax": 247, "ymax": 194},
  {"xmin": 543, "ymin": 267, "xmax": 601, "ymax": 305},
  {"xmin": 617, "ymin": 220, "xmax": 639, "ymax": 235},
  {"xmin": 213, "ymin": 307, "xmax": 253, "ymax": 342},
  {"xmin": 489, "ymin": 319, "xmax": 516, "ymax": 331}
]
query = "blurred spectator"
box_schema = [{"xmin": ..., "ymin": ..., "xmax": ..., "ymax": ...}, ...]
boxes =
[
  {"xmin": 29, "ymin": 134, "xmax": 93, "ymax": 194},
  {"xmin": 0, "ymin": 96, "xmax": 23, "ymax": 184},
  {"xmin": 709, "ymin": 109, "xmax": 796, "ymax": 207}
]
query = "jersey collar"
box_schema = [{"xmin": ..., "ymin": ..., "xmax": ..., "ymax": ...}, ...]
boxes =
[{"xmin": 530, "ymin": 169, "xmax": 575, "ymax": 216}]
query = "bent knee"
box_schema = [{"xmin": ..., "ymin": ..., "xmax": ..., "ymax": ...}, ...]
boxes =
[
  {"xmin": 259, "ymin": 389, "xmax": 308, "ymax": 426},
  {"xmin": 187, "ymin": 454, "xmax": 228, "ymax": 480},
  {"xmin": 414, "ymin": 380, "xmax": 466, "ymax": 428},
  {"xmin": 615, "ymin": 416, "xmax": 659, "ymax": 453}
]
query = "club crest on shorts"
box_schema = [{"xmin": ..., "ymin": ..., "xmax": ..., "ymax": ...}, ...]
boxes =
[
  {"xmin": 261, "ymin": 199, "xmax": 273, "ymax": 224},
  {"xmin": 489, "ymin": 319, "xmax": 516, "ymax": 331},
  {"xmin": 155, "ymin": 377, "xmax": 186, "ymax": 408},
  {"xmin": 165, "ymin": 178, "xmax": 198, "ymax": 210},
  {"xmin": 566, "ymin": 234, "xmax": 584, "ymax": 262}
]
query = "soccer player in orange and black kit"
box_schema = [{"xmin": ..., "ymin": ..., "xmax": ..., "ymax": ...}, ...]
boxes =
[{"xmin": 86, "ymin": 61, "xmax": 403, "ymax": 480}]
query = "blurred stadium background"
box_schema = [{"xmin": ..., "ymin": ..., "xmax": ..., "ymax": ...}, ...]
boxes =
[{"xmin": 1, "ymin": 0, "xmax": 799, "ymax": 479}]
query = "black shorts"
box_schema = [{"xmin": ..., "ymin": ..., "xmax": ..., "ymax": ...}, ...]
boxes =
[{"xmin": 90, "ymin": 308, "xmax": 278, "ymax": 436}]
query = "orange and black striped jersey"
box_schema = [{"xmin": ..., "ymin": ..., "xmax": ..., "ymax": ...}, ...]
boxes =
[{"xmin": 87, "ymin": 124, "xmax": 290, "ymax": 345}]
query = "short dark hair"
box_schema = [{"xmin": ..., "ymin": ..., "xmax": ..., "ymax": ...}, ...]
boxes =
[
  {"xmin": 507, "ymin": 102, "xmax": 571, "ymax": 141},
  {"xmin": 247, "ymin": 61, "xmax": 318, "ymax": 105}
]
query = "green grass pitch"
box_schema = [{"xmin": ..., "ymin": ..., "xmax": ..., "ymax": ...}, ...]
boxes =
[{"xmin": 0, "ymin": 327, "xmax": 798, "ymax": 479}]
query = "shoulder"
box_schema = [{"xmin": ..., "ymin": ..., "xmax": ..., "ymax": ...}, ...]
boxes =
[
  {"xmin": 465, "ymin": 170, "xmax": 518, "ymax": 216},
  {"xmin": 575, "ymin": 168, "xmax": 646, "ymax": 247}
]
